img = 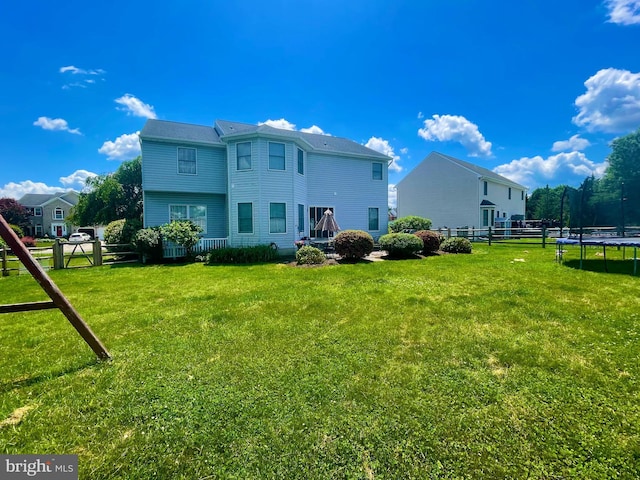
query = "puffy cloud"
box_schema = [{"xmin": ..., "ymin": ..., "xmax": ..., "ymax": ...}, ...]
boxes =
[
  {"xmin": 33, "ymin": 116, "xmax": 81, "ymax": 135},
  {"xmin": 365, "ymin": 136, "xmax": 402, "ymax": 172},
  {"xmin": 400, "ymin": 147, "xmax": 409, "ymax": 155},
  {"xmin": 493, "ymin": 152, "xmax": 607, "ymax": 189},
  {"xmin": 259, "ymin": 118, "xmax": 296, "ymax": 130},
  {"xmin": 98, "ymin": 132, "xmax": 141, "ymax": 160},
  {"xmin": 417, "ymin": 112, "xmax": 424, "ymax": 119},
  {"xmin": 573, "ymin": 68, "xmax": 640, "ymax": 133},
  {"xmin": 300, "ymin": 125, "xmax": 329, "ymax": 135},
  {"xmin": 0, "ymin": 181, "xmax": 67, "ymax": 199},
  {"xmin": 115, "ymin": 94, "xmax": 157, "ymax": 119},
  {"xmin": 551, "ymin": 134, "xmax": 591, "ymax": 152},
  {"xmin": 59, "ymin": 65, "xmax": 105, "ymax": 75},
  {"xmin": 388, "ymin": 184, "xmax": 398, "ymax": 209},
  {"xmin": 60, "ymin": 169, "xmax": 98, "ymax": 188},
  {"xmin": 605, "ymin": 0, "xmax": 640, "ymax": 25},
  {"xmin": 418, "ymin": 114, "xmax": 492, "ymax": 157}
]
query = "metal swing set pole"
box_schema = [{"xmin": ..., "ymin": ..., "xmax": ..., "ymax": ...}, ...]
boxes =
[{"xmin": 0, "ymin": 214, "xmax": 110, "ymax": 360}]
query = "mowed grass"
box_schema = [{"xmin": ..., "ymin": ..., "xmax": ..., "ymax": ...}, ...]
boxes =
[{"xmin": 1, "ymin": 243, "xmax": 639, "ymax": 479}]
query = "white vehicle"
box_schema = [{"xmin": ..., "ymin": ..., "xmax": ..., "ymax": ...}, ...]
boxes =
[{"xmin": 69, "ymin": 232, "xmax": 91, "ymax": 242}]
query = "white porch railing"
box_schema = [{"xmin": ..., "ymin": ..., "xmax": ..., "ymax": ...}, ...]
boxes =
[{"xmin": 163, "ymin": 237, "xmax": 228, "ymax": 258}]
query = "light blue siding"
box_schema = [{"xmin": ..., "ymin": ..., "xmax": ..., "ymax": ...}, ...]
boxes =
[
  {"xmin": 144, "ymin": 191, "xmax": 227, "ymax": 238},
  {"xmin": 141, "ymin": 140, "xmax": 227, "ymax": 194}
]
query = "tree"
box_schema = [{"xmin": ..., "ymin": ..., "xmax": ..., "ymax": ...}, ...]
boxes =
[
  {"xmin": 69, "ymin": 156, "xmax": 142, "ymax": 226},
  {"xmin": 0, "ymin": 198, "xmax": 31, "ymax": 231},
  {"xmin": 602, "ymin": 128, "xmax": 640, "ymax": 225}
]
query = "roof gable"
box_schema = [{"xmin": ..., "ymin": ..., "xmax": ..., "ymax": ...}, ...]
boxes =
[
  {"xmin": 434, "ymin": 152, "xmax": 526, "ymax": 189},
  {"xmin": 18, "ymin": 191, "xmax": 79, "ymax": 207},
  {"xmin": 140, "ymin": 119, "xmax": 223, "ymax": 145}
]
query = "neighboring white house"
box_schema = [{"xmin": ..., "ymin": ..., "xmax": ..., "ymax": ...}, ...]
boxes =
[
  {"xmin": 140, "ymin": 119, "xmax": 391, "ymax": 254},
  {"xmin": 396, "ymin": 151, "xmax": 527, "ymax": 229},
  {"xmin": 19, "ymin": 191, "xmax": 80, "ymax": 238}
]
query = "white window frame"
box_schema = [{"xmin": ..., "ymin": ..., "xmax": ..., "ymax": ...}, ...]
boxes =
[
  {"xmin": 237, "ymin": 202, "xmax": 253, "ymax": 234},
  {"xmin": 177, "ymin": 147, "xmax": 197, "ymax": 175},
  {"xmin": 297, "ymin": 148, "xmax": 304, "ymax": 176},
  {"xmin": 35, "ymin": 225, "xmax": 43, "ymax": 236},
  {"xmin": 237, "ymin": 142, "xmax": 252, "ymax": 171},
  {"xmin": 53, "ymin": 207, "xmax": 64, "ymax": 220},
  {"xmin": 268, "ymin": 142, "xmax": 286, "ymax": 171},
  {"xmin": 169, "ymin": 204, "xmax": 207, "ymax": 234},
  {"xmin": 34, "ymin": 207, "xmax": 42, "ymax": 216},
  {"xmin": 269, "ymin": 202, "xmax": 287, "ymax": 234},
  {"xmin": 372, "ymin": 162, "xmax": 383, "ymax": 180}
]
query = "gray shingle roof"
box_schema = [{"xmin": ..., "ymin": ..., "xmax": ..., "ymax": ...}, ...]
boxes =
[
  {"xmin": 140, "ymin": 119, "xmax": 223, "ymax": 145},
  {"xmin": 18, "ymin": 194, "xmax": 58, "ymax": 206},
  {"xmin": 434, "ymin": 152, "xmax": 526, "ymax": 189}
]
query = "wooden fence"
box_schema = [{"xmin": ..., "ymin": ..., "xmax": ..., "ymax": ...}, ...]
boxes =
[{"xmin": 1, "ymin": 239, "xmax": 138, "ymax": 276}]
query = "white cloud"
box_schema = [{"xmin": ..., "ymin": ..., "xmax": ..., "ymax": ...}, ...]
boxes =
[
  {"xmin": 418, "ymin": 114, "xmax": 492, "ymax": 157},
  {"xmin": 573, "ymin": 68, "xmax": 640, "ymax": 133},
  {"xmin": 365, "ymin": 136, "xmax": 403, "ymax": 172},
  {"xmin": 33, "ymin": 116, "xmax": 81, "ymax": 135},
  {"xmin": 493, "ymin": 152, "xmax": 608, "ymax": 189},
  {"xmin": 115, "ymin": 94, "xmax": 157, "ymax": 119},
  {"xmin": 300, "ymin": 125, "xmax": 329, "ymax": 135},
  {"xmin": 259, "ymin": 118, "xmax": 296, "ymax": 130},
  {"xmin": 98, "ymin": 132, "xmax": 141, "ymax": 160},
  {"xmin": 400, "ymin": 147, "xmax": 409, "ymax": 154},
  {"xmin": 59, "ymin": 169, "xmax": 98, "ymax": 188},
  {"xmin": 0, "ymin": 181, "xmax": 67, "ymax": 199},
  {"xmin": 551, "ymin": 134, "xmax": 591, "ymax": 152},
  {"xmin": 59, "ymin": 65, "xmax": 105, "ymax": 75},
  {"xmin": 605, "ymin": 0, "xmax": 640, "ymax": 25},
  {"xmin": 417, "ymin": 112, "xmax": 424, "ymax": 119},
  {"xmin": 388, "ymin": 184, "xmax": 397, "ymax": 209}
]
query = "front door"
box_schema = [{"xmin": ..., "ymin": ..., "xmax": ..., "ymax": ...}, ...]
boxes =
[{"xmin": 56, "ymin": 225, "xmax": 63, "ymax": 237}]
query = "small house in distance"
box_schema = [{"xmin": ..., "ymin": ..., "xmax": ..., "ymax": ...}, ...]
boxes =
[
  {"xmin": 18, "ymin": 191, "xmax": 79, "ymax": 238},
  {"xmin": 396, "ymin": 151, "xmax": 526, "ymax": 229}
]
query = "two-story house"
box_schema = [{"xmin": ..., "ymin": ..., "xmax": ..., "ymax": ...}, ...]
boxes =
[
  {"xmin": 396, "ymin": 151, "xmax": 527, "ymax": 229},
  {"xmin": 140, "ymin": 119, "xmax": 391, "ymax": 253},
  {"xmin": 18, "ymin": 191, "xmax": 79, "ymax": 238}
]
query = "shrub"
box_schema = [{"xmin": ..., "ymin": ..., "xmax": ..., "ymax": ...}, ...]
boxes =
[
  {"xmin": 389, "ymin": 215, "xmax": 432, "ymax": 233},
  {"xmin": 334, "ymin": 230, "xmax": 374, "ymax": 260},
  {"xmin": 414, "ymin": 230, "xmax": 443, "ymax": 254},
  {"xmin": 296, "ymin": 246, "xmax": 326, "ymax": 265},
  {"xmin": 161, "ymin": 220, "xmax": 203, "ymax": 259},
  {"xmin": 9, "ymin": 224, "xmax": 24, "ymax": 238},
  {"xmin": 21, "ymin": 236, "xmax": 37, "ymax": 247},
  {"xmin": 379, "ymin": 233, "xmax": 423, "ymax": 258},
  {"xmin": 104, "ymin": 219, "xmax": 142, "ymax": 245},
  {"xmin": 441, "ymin": 237, "xmax": 473, "ymax": 254},
  {"xmin": 132, "ymin": 227, "xmax": 163, "ymax": 263},
  {"xmin": 206, "ymin": 245, "xmax": 280, "ymax": 264}
]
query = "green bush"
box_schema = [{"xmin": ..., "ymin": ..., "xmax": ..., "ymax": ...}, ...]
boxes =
[
  {"xmin": 389, "ymin": 215, "xmax": 432, "ymax": 233},
  {"xmin": 160, "ymin": 220, "xmax": 202, "ymax": 259},
  {"xmin": 104, "ymin": 219, "xmax": 142, "ymax": 245},
  {"xmin": 132, "ymin": 227, "xmax": 163, "ymax": 263},
  {"xmin": 414, "ymin": 230, "xmax": 443, "ymax": 254},
  {"xmin": 334, "ymin": 230, "xmax": 374, "ymax": 260},
  {"xmin": 441, "ymin": 237, "xmax": 473, "ymax": 254},
  {"xmin": 206, "ymin": 245, "xmax": 280, "ymax": 264},
  {"xmin": 379, "ymin": 233, "xmax": 423, "ymax": 258},
  {"xmin": 295, "ymin": 246, "xmax": 326, "ymax": 265},
  {"xmin": 9, "ymin": 224, "xmax": 24, "ymax": 238}
]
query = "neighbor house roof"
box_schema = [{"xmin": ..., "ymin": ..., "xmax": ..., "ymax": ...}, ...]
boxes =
[
  {"xmin": 140, "ymin": 118, "xmax": 390, "ymax": 160},
  {"xmin": 434, "ymin": 152, "xmax": 526, "ymax": 190},
  {"xmin": 19, "ymin": 192, "xmax": 78, "ymax": 207}
]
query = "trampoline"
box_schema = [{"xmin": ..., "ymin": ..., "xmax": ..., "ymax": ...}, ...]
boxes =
[{"xmin": 556, "ymin": 236, "xmax": 640, "ymax": 275}]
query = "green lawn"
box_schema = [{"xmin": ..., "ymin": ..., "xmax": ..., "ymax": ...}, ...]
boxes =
[{"xmin": 1, "ymin": 244, "xmax": 639, "ymax": 479}]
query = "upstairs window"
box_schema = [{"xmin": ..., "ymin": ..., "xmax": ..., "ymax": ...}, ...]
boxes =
[
  {"xmin": 508, "ymin": 187, "xmax": 512, "ymax": 199},
  {"xmin": 483, "ymin": 181, "xmax": 488, "ymax": 196},
  {"xmin": 237, "ymin": 142, "xmax": 252, "ymax": 170},
  {"xmin": 269, "ymin": 142, "xmax": 286, "ymax": 170},
  {"xmin": 297, "ymin": 148, "xmax": 304, "ymax": 175},
  {"xmin": 177, "ymin": 147, "xmax": 197, "ymax": 175},
  {"xmin": 35, "ymin": 207, "xmax": 42, "ymax": 216},
  {"xmin": 372, "ymin": 162, "xmax": 383, "ymax": 180},
  {"xmin": 521, "ymin": 191, "xmax": 524, "ymax": 201},
  {"xmin": 53, "ymin": 207, "xmax": 64, "ymax": 220}
]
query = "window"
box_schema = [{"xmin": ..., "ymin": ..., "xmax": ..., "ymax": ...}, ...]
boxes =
[
  {"xmin": 368, "ymin": 208, "xmax": 379, "ymax": 231},
  {"xmin": 297, "ymin": 148, "xmax": 304, "ymax": 175},
  {"xmin": 521, "ymin": 191, "xmax": 524, "ymax": 201},
  {"xmin": 35, "ymin": 207, "xmax": 42, "ymax": 216},
  {"xmin": 298, "ymin": 204, "xmax": 305, "ymax": 233},
  {"xmin": 269, "ymin": 142, "xmax": 286, "ymax": 170},
  {"xmin": 53, "ymin": 207, "xmax": 64, "ymax": 220},
  {"xmin": 508, "ymin": 187, "xmax": 512, "ymax": 200},
  {"xmin": 483, "ymin": 181, "xmax": 488, "ymax": 196},
  {"xmin": 483, "ymin": 209, "xmax": 489, "ymax": 227},
  {"xmin": 169, "ymin": 204, "xmax": 207, "ymax": 233},
  {"xmin": 178, "ymin": 147, "xmax": 197, "ymax": 174},
  {"xmin": 238, "ymin": 203, "xmax": 253, "ymax": 233},
  {"xmin": 269, "ymin": 203, "xmax": 286, "ymax": 233},
  {"xmin": 35, "ymin": 225, "xmax": 43, "ymax": 236},
  {"xmin": 372, "ymin": 162, "xmax": 383, "ymax": 180},
  {"xmin": 237, "ymin": 142, "xmax": 252, "ymax": 170}
]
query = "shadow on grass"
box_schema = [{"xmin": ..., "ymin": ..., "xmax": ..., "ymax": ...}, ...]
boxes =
[
  {"xmin": 0, "ymin": 358, "xmax": 104, "ymax": 394},
  {"xmin": 563, "ymin": 259, "xmax": 639, "ymax": 276}
]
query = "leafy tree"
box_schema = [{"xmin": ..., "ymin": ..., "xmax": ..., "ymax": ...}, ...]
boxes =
[
  {"xmin": 70, "ymin": 156, "xmax": 142, "ymax": 225},
  {"xmin": 0, "ymin": 198, "xmax": 31, "ymax": 231},
  {"xmin": 161, "ymin": 220, "xmax": 202, "ymax": 259},
  {"xmin": 602, "ymin": 128, "xmax": 640, "ymax": 225}
]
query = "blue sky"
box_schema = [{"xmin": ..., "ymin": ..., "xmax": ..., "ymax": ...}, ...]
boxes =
[{"xmin": 1, "ymin": 0, "xmax": 639, "ymax": 208}]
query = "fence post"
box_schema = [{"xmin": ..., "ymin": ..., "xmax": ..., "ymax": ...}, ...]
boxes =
[
  {"xmin": 93, "ymin": 239, "xmax": 103, "ymax": 267},
  {"xmin": 1, "ymin": 247, "xmax": 7, "ymax": 276},
  {"xmin": 488, "ymin": 227, "xmax": 492, "ymax": 246},
  {"xmin": 53, "ymin": 239, "xmax": 63, "ymax": 270},
  {"xmin": 542, "ymin": 226, "xmax": 547, "ymax": 249}
]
